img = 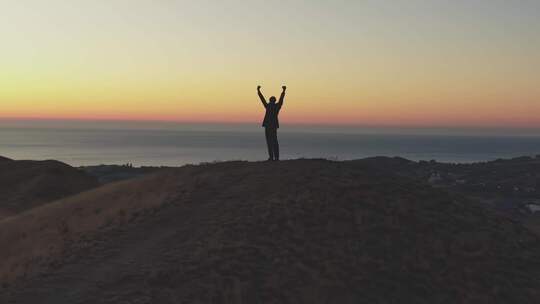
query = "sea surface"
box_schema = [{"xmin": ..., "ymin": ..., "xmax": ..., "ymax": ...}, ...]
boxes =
[{"xmin": 1, "ymin": 121, "xmax": 539, "ymax": 166}]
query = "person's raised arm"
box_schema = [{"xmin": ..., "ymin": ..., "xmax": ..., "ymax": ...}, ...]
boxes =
[
  {"xmin": 278, "ymin": 85, "xmax": 286, "ymax": 106},
  {"xmin": 257, "ymin": 85, "xmax": 267, "ymax": 108}
]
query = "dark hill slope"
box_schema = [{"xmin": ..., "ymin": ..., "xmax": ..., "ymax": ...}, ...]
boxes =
[
  {"xmin": 1, "ymin": 160, "xmax": 539, "ymax": 303},
  {"xmin": 0, "ymin": 158, "xmax": 99, "ymax": 216}
]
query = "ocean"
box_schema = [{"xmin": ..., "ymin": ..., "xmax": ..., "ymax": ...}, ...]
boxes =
[{"xmin": 1, "ymin": 120, "xmax": 539, "ymax": 166}]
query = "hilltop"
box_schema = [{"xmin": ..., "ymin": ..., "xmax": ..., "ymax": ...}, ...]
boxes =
[
  {"xmin": 1, "ymin": 159, "xmax": 539, "ymax": 303},
  {"xmin": 0, "ymin": 158, "xmax": 99, "ymax": 218}
]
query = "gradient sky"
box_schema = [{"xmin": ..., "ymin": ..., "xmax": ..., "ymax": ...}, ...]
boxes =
[{"xmin": 1, "ymin": 0, "xmax": 539, "ymax": 127}]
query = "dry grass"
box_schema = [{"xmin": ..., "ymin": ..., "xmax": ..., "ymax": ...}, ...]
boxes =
[{"xmin": 0, "ymin": 169, "xmax": 182, "ymax": 282}]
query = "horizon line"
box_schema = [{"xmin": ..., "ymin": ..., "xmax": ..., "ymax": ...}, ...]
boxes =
[{"xmin": 1, "ymin": 116, "xmax": 540, "ymax": 131}]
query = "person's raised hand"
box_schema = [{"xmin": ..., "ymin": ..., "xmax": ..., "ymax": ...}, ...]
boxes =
[
  {"xmin": 257, "ymin": 85, "xmax": 261, "ymax": 90},
  {"xmin": 282, "ymin": 85, "xmax": 287, "ymax": 91}
]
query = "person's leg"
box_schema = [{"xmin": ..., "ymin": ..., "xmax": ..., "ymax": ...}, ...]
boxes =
[
  {"xmin": 273, "ymin": 129, "xmax": 280, "ymax": 160},
  {"xmin": 265, "ymin": 128, "xmax": 274, "ymax": 160}
]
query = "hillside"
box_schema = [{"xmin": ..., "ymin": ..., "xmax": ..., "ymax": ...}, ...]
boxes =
[
  {"xmin": 349, "ymin": 156, "xmax": 540, "ymax": 221},
  {"xmin": 0, "ymin": 158, "xmax": 99, "ymax": 218},
  {"xmin": 1, "ymin": 159, "xmax": 540, "ymax": 303}
]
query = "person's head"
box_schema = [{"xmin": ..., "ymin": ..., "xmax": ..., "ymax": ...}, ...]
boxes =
[{"xmin": 269, "ymin": 96, "xmax": 277, "ymax": 104}]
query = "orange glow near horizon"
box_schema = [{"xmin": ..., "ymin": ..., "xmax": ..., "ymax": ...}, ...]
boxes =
[{"xmin": 1, "ymin": 1, "xmax": 540, "ymax": 128}]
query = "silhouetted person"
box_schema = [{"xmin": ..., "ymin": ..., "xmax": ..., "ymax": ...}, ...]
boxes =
[{"xmin": 258, "ymin": 85, "xmax": 286, "ymax": 161}]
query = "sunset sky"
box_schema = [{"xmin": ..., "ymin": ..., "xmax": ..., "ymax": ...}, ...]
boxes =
[{"xmin": 1, "ymin": 0, "xmax": 539, "ymax": 127}]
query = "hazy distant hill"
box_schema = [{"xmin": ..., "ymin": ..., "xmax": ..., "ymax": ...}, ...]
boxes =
[
  {"xmin": 0, "ymin": 157, "xmax": 99, "ymax": 218},
  {"xmin": 0, "ymin": 156, "xmax": 12, "ymax": 162},
  {"xmin": 1, "ymin": 159, "xmax": 539, "ymax": 303}
]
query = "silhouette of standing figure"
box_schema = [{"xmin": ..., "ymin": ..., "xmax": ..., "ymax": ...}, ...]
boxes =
[{"xmin": 258, "ymin": 85, "xmax": 286, "ymax": 161}]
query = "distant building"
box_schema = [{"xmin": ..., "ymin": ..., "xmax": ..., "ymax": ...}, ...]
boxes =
[
  {"xmin": 428, "ymin": 172, "xmax": 442, "ymax": 184},
  {"xmin": 526, "ymin": 204, "xmax": 540, "ymax": 214}
]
